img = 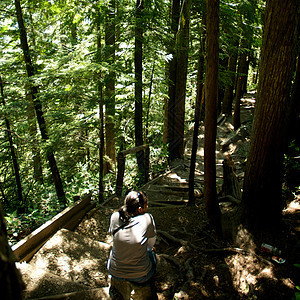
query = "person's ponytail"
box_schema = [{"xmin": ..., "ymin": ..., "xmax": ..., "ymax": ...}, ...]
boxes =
[
  {"xmin": 118, "ymin": 191, "xmax": 146, "ymax": 222},
  {"xmin": 118, "ymin": 205, "xmax": 130, "ymax": 223}
]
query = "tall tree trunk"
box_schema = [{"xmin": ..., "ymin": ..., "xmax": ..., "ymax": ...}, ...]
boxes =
[
  {"xmin": 167, "ymin": 0, "xmax": 180, "ymax": 160},
  {"xmin": 233, "ymin": 40, "xmax": 250, "ymax": 130},
  {"xmin": 168, "ymin": 0, "xmax": 191, "ymax": 161},
  {"xmin": 26, "ymin": 93, "xmax": 43, "ymax": 184},
  {"xmin": 99, "ymin": 83, "xmax": 104, "ymax": 204},
  {"xmin": 26, "ymin": 7, "xmax": 43, "ymax": 184},
  {"xmin": 145, "ymin": 63, "xmax": 155, "ymax": 142},
  {"xmin": 135, "ymin": 0, "xmax": 145, "ymax": 183},
  {"xmin": 204, "ymin": 0, "xmax": 222, "ymax": 234},
  {"xmin": 173, "ymin": 0, "xmax": 191, "ymax": 159},
  {"xmin": 189, "ymin": 54, "xmax": 205, "ymax": 206},
  {"xmin": 163, "ymin": 62, "xmax": 169, "ymax": 144},
  {"xmin": 287, "ymin": 52, "xmax": 300, "ymax": 148},
  {"xmin": 14, "ymin": 0, "xmax": 66, "ymax": 206},
  {"xmin": 222, "ymin": 38, "xmax": 239, "ymax": 116},
  {"xmin": 188, "ymin": 22, "xmax": 206, "ymax": 206},
  {"xmin": 96, "ymin": 17, "xmax": 104, "ymax": 204},
  {"xmin": 0, "ymin": 204, "xmax": 24, "ymax": 299},
  {"xmin": 104, "ymin": 0, "xmax": 116, "ymax": 173},
  {"xmin": 0, "ymin": 75, "xmax": 24, "ymax": 214},
  {"xmin": 242, "ymin": 0, "xmax": 299, "ymax": 231}
]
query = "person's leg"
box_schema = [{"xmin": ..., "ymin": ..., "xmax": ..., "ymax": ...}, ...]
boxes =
[
  {"xmin": 130, "ymin": 281, "xmax": 152, "ymax": 300},
  {"xmin": 109, "ymin": 277, "xmax": 132, "ymax": 300}
]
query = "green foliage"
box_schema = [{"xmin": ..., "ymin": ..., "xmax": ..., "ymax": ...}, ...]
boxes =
[{"xmin": 0, "ymin": 0, "xmax": 264, "ymax": 241}]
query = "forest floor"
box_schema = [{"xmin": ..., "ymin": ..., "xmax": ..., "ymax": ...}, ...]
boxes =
[{"xmin": 16, "ymin": 92, "xmax": 300, "ymax": 299}]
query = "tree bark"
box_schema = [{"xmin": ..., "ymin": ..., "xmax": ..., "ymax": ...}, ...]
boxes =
[
  {"xmin": 0, "ymin": 75, "xmax": 24, "ymax": 214},
  {"xmin": 287, "ymin": 54, "xmax": 300, "ymax": 148},
  {"xmin": 96, "ymin": 18, "xmax": 104, "ymax": 204},
  {"xmin": 104, "ymin": 0, "xmax": 116, "ymax": 173},
  {"xmin": 0, "ymin": 204, "xmax": 24, "ymax": 299},
  {"xmin": 222, "ymin": 38, "xmax": 239, "ymax": 116},
  {"xmin": 26, "ymin": 92, "xmax": 43, "ymax": 184},
  {"xmin": 173, "ymin": 0, "xmax": 191, "ymax": 159},
  {"xmin": 14, "ymin": 0, "xmax": 66, "ymax": 206},
  {"xmin": 145, "ymin": 63, "xmax": 155, "ymax": 142},
  {"xmin": 242, "ymin": 0, "xmax": 299, "ymax": 231},
  {"xmin": 99, "ymin": 82, "xmax": 104, "ymax": 204},
  {"xmin": 204, "ymin": 0, "xmax": 222, "ymax": 234},
  {"xmin": 222, "ymin": 155, "xmax": 241, "ymax": 201},
  {"xmin": 135, "ymin": 0, "xmax": 145, "ymax": 183},
  {"xmin": 167, "ymin": 0, "xmax": 180, "ymax": 160},
  {"xmin": 167, "ymin": 0, "xmax": 191, "ymax": 161},
  {"xmin": 188, "ymin": 41, "xmax": 205, "ymax": 206},
  {"xmin": 233, "ymin": 42, "xmax": 249, "ymax": 130}
]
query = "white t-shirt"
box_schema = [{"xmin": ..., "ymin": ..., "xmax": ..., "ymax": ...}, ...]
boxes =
[{"xmin": 107, "ymin": 212, "xmax": 156, "ymax": 279}]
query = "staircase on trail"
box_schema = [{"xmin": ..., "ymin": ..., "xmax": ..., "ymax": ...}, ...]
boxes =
[
  {"xmin": 16, "ymin": 161, "xmax": 197, "ymax": 300},
  {"xmin": 15, "ymin": 94, "xmax": 256, "ymax": 299}
]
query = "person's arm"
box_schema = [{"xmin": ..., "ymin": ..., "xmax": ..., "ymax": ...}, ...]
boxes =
[
  {"xmin": 147, "ymin": 213, "xmax": 156, "ymax": 250},
  {"xmin": 147, "ymin": 236, "xmax": 156, "ymax": 249}
]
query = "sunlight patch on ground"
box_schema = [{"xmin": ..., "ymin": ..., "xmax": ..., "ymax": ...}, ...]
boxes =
[
  {"xmin": 235, "ymin": 225, "xmax": 256, "ymax": 251},
  {"xmin": 283, "ymin": 198, "xmax": 300, "ymax": 214},
  {"xmin": 105, "ymin": 234, "xmax": 113, "ymax": 245},
  {"xmin": 225, "ymin": 225, "xmax": 259, "ymax": 296},
  {"xmin": 167, "ymin": 173, "xmax": 187, "ymax": 183},
  {"xmin": 197, "ymin": 147, "xmax": 204, "ymax": 156},
  {"xmin": 225, "ymin": 253, "xmax": 261, "ymax": 296},
  {"xmin": 258, "ymin": 267, "xmax": 274, "ymax": 279}
]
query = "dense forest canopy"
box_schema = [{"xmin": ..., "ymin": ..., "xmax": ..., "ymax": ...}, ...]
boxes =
[{"xmin": 0, "ymin": 0, "xmax": 299, "ymax": 241}]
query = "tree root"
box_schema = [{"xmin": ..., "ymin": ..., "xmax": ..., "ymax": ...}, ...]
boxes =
[
  {"xmin": 157, "ymin": 230, "xmax": 197, "ymax": 249},
  {"xmin": 218, "ymin": 195, "xmax": 241, "ymax": 205},
  {"xmin": 157, "ymin": 253, "xmax": 182, "ymax": 270}
]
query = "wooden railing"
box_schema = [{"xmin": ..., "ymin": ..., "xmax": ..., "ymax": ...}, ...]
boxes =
[
  {"xmin": 12, "ymin": 193, "xmax": 95, "ymax": 262},
  {"xmin": 116, "ymin": 144, "xmax": 150, "ymax": 196}
]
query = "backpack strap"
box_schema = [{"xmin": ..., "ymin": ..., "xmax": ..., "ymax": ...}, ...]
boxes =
[{"xmin": 112, "ymin": 221, "xmax": 129, "ymax": 236}]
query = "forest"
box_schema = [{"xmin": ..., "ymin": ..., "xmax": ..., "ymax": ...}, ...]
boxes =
[{"xmin": 0, "ymin": 0, "xmax": 299, "ymax": 298}]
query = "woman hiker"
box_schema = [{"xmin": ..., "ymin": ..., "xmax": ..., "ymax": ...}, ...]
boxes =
[{"xmin": 107, "ymin": 191, "xmax": 158, "ymax": 299}]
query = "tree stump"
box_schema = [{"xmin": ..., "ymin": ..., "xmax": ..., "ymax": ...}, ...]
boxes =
[{"xmin": 221, "ymin": 155, "xmax": 242, "ymax": 202}]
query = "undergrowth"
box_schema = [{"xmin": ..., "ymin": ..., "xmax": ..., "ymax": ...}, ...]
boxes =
[{"xmin": 5, "ymin": 144, "xmax": 169, "ymax": 245}]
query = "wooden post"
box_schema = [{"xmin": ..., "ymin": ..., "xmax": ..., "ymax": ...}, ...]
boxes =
[{"xmin": 116, "ymin": 152, "xmax": 126, "ymax": 196}]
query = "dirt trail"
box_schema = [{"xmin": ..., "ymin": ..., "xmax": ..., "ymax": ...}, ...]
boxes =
[{"xmin": 17, "ymin": 93, "xmax": 300, "ymax": 299}]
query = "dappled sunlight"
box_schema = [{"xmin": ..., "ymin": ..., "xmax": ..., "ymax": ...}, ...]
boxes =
[
  {"xmin": 258, "ymin": 267, "xmax": 274, "ymax": 279},
  {"xmin": 197, "ymin": 147, "xmax": 204, "ymax": 157},
  {"xmin": 225, "ymin": 253, "xmax": 260, "ymax": 295},
  {"xmin": 20, "ymin": 228, "xmax": 111, "ymax": 291},
  {"xmin": 105, "ymin": 234, "xmax": 113, "ymax": 245},
  {"xmin": 167, "ymin": 173, "xmax": 187, "ymax": 183},
  {"xmin": 220, "ymin": 224, "xmax": 296, "ymax": 298},
  {"xmin": 235, "ymin": 224, "xmax": 256, "ymax": 251}
]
